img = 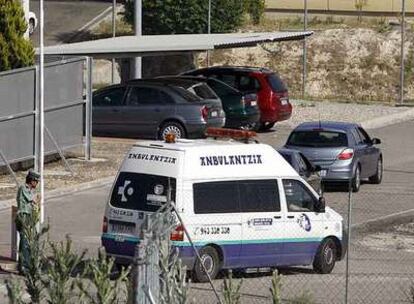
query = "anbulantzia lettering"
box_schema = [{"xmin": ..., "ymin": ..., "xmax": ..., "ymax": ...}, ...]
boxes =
[
  {"xmin": 128, "ymin": 153, "xmax": 177, "ymax": 164},
  {"xmin": 200, "ymin": 154, "xmax": 263, "ymax": 166}
]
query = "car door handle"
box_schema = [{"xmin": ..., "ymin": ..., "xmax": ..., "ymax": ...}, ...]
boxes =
[
  {"xmin": 287, "ymin": 215, "xmax": 295, "ymax": 219},
  {"xmin": 154, "ymin": 108, "xmax": 161, "ymax": 112},
  {"xmin": 273, "ymin": 216, "xmax": 282, "ymax": 219}
]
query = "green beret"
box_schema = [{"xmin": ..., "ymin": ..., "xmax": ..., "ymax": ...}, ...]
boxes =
[{"xmin": 27, "ymin": 169, "xmax": 40, "ymax": 181}]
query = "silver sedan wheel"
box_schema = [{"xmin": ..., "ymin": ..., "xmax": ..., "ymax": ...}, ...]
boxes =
[
  {"xmin": 161, "ymin": 124, "xmax": 183, "ymax": 139},
  {"xmin": 377, "ymin": 158, "xmax": 383, "ymax": 181}
]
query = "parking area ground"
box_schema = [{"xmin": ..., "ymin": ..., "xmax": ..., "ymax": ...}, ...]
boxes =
[{"xmin": 1, "ymin": 118, "xmax": 413, "ymax": 303}]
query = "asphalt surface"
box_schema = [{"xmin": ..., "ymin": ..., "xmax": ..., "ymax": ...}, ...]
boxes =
[
  {"xmin": 29, "ymin": 0, "xmax": 110, "ymax": 46},
  {"xmin": 1, "ymin": 120, "xmax": 413, "ymax": 303}
]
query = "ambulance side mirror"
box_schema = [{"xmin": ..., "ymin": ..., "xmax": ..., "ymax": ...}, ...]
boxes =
[{"xmin": 315, "ymin": 196, "xmax": 326, "ymax": 213}]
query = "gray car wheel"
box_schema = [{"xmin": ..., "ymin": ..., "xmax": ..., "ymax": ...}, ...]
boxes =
[
  {"xmin": 240, "ymin": 122, "xmax": 258, "ymax": 131},
  {"xmin": 259, "ymin": 122, "xmax": 275, "ymax": 131},
  {"xmin": 352, "ymin": 165, "xmax": 361, "ymax": 192},
  {"xmin": 369, "ymin": 157, "xmax": 383, "ymax": 184},
  {"xmin": 159, "ymin": 122, "xmax": 186, "ymax": 140}
]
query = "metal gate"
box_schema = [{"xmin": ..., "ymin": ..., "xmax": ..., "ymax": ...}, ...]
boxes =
[{"xmin": 0, "ymin": 57, "xmax": 92, "ymax": 181}]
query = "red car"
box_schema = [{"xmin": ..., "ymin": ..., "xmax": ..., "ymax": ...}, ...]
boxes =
[{"xmin": 182, "ymin": 66, "xmax": 292, "ymax": 130}]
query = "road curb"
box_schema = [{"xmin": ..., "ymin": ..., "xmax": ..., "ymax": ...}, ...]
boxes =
[
  {"xmin": 0, "ymin": 176, "xmax": 114, "ymax": 213},
  {"xmin": 361, "ymin": 107, "xmax": 414, "ymax": 129},
  {"xmin": 352, "ymin": 208, "xmax": 414, "ymax": 236}
]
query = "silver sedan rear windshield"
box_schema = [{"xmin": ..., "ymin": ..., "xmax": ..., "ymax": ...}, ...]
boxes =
[
  {"xmin": 287, "ymin": 130, "xmax": 348, "ymax": 147},
  {"xmin": 172, "ymin": 86, "xmax": 202, "ymax": 102}
]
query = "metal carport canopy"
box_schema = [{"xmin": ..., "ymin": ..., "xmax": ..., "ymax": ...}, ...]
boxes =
[{"xmin": 39, "ymin": 31, "xmax": 313, "ymax": 58}]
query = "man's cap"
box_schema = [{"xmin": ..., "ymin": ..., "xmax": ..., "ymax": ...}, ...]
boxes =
[{"xmin": 27, "ymin": 169, "xmax": 40, "ymax": 181}]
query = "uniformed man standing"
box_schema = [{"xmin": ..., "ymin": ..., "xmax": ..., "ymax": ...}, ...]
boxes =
[{"xmin": 16, "ymin": 169, "xmax": 41, "ymax": 273}]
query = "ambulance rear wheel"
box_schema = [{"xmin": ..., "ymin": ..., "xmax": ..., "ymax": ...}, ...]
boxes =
[
  {"xmin": 193, "ymin": 246, "xmax": 220, "ymax": 282},
  {"xmin": 313, "ymin": 238, "xmax": 337, "ymax": 274}
]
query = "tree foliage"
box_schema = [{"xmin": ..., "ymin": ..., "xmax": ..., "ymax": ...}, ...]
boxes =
[
  {"xmin": 123, "ymin": 0, "xmax": 265, "ymax": 35},
  {"xmin": 244, "ymin": 0, "xmax": 266, "ymax": 24},
  {"xmin": 0, "ymin": 0, "xmax": 34, "ymax": 71}
]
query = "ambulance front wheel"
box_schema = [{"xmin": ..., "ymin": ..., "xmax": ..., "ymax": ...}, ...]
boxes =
[
  {"xmin": 193, "ymin": 246, "xmax": 220, "ymax": 283},
  {"xmin": 313, "ymin": 238, "xmax": 337, "ymax": 274}
]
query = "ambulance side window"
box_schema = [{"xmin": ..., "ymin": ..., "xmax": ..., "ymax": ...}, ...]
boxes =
[
  {"xmin": 239, "ymin": 180, "xmax": 280, "ymax": 212},
  {"xmin": 193, "ymin": 181, "xmax": 239, "ymax": 214},
  {"xmin": 282, "ymin": 179, "xmax": 317, "ymax": 212}
]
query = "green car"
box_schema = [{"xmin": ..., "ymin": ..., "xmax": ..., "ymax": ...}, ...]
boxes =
[{"xmin": 158, "ymin": 76, "xmax": 261, "ymax": 131}]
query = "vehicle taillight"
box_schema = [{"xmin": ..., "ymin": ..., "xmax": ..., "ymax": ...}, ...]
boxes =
[
  {"xmin": 337, "ymin": 148, "xmax": 354, "ymax": 160},
  {"xmin": 170, "ymin": 224, "xmax": 184, "ymax": 241},
  {"xmin": 201, "ymin": 106, "xmax": 208, "ymax": 121},
  {"xmin": 102, "ymin": 216, "xmax": 108, "ymax": 233}
]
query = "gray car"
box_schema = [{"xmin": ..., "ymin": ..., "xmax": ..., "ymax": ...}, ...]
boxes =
[
  {"xmin": 285, "ymin": 121, "xmax": 383, "ymax": 192},
  {"xmin": 92, "ymin": 79, "xmax": 225, "ymax": 140}
]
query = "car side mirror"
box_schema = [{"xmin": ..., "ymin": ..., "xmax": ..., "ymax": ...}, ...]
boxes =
[
  {"xmin": 315, "ymin": 196, "xmax": 326, "ymax": 213},
  {"xmin": 371, "ymin": 138, "xmax": 381, "ymax": 145}
]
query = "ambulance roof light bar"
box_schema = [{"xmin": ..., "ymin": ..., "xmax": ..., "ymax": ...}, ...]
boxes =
[{"xmin": 205, "ymin": 127, "xmax": 258, "ymax": 143}]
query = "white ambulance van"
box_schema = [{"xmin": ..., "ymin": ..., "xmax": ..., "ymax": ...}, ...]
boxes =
[{"xmin": 101, "ymin": 130, "xmax": 346, "ymax": 282}]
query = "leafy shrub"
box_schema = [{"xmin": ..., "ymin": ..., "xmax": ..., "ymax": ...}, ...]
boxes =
[{"xmin": 222, "ymin": 270, "xmax": 243, "ymax": 304}]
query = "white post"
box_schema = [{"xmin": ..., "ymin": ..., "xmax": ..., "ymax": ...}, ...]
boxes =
[
  {"xmin": 111, "ymin": 0, "xmax": 116, "ymax": 83},
  {"xmin": 206, "ymin": 0, "xmax": 211, "ymax": 67},
  {"xmin": 21, "ymin": 0, "xmax": 30, "ymax": 39},
  {"xmin": 399, "ymin": 0, "xmax": 406, "ymax": 105},
  {"xmin": 85, "ymin": 57, "xmax": 93, "ymax": 161},
  {"xmin": 39, "ymin": 0, "xmax": 45, "ymax": 224},
  {"xmin": 302, "ymin": 0, "xmax": 308, "ymax": 99},
  {"xmin": 133, "ymin": 0, "xmax": 142, "ymax": 79}
]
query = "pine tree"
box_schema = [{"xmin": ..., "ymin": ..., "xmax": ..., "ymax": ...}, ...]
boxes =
[{"xmin": 0, "ymin": 0, "xmax": 35, "ymax": 72}]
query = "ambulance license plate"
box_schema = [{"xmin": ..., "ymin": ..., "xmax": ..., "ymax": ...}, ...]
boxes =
[
  {"xmin": 211, "ymin": 111, "xmax": 218, "ymax": 117},
  {"xmin": 110, "ymin": 223, "xmax": 135, "ymax": 234}
]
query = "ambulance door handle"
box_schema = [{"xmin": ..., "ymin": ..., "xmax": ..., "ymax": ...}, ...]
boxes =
[
  {"xmin": 273, "ymin": 216, "xmax": 282, "ymax": 219},
  {"xmin": 287, "ymin": 215, "xmax": 295, "ymax": 219}
]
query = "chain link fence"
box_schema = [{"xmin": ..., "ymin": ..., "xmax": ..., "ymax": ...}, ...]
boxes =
[{"xmin": 258, "ymin": 0, "xmax": 414, "ymax": 105}]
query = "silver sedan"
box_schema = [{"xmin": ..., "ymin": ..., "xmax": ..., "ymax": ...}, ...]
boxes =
[{"xmin": 284, "ymin": 121, "xmax": 383, "ymax": 192}]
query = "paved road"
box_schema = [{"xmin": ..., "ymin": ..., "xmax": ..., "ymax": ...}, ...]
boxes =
[
  {"xmin": 1, "ymin": 120, "xmax": 413, "ymax": 303},
  {"xmin": 29, "ymin": 0, "xmax": 110, "ymax": 46}
]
